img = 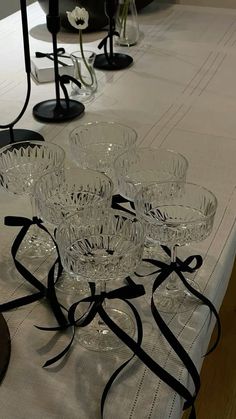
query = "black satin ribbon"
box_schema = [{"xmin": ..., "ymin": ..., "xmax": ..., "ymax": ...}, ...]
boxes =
[
  {"xmin": 36, "ymin": 277, "xmax": 196, "ymax": 418},
  {"xmin": 137, "ymin": 255, "xmax": 221, "ymax": 356},
  {"xmin": 135, "ymin": 255, "xmax": 221, "ymax": 417},
  {"xmin": 111, "ymin": 194, "xmax": 136, "ymax": 215},
  {"xmin": 58, "ymin": 74, "xmax": 82, "ymax": 107},
  {"xmin": 97, "ymin": 31, "xmax": 120, "ymax": 65},
  {"xmin": 1, "ymin": 216, "xmax": 67, "ymax": 327},
  {"xmin": 35, "ymin": 47, "xmax": 70, "ymax": 67},
  {"xmin": 111, "ymin": 195, "xmax": 221, "ymax": 354}
]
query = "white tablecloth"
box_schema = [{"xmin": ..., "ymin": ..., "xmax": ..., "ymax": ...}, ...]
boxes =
[{"xmin": 0, "ymin": 2, "xmax": 235, "ymax": 418}]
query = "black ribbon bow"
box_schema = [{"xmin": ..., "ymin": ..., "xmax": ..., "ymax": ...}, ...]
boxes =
[
  {"xmin": 97, "ymin": 31, "xmax": 120, "ymax": 65},
  {"xmin": 58, "ymin": 74, "xmax": 82, "ymax": 106},
  {"xmin": 1, "ymin": 216, "xmax": 67, "ymax": 327},
  {"xmin": 35, "ymin": 48, "xmax": 83, "ymax": 106},
  {"xmin": 139, "ymin": 253, "xmax": 221, "ymax": 356},
  {"xmin": 35, "ymin": 47, "xmax": 70, "ymax": 67},
  {"xmin": 36, "ymin": 277, "xmax": 197, "ymax": 418},
  {"xmin": 111, "ymin": 193, "xmax": 136, "ymax": 215}
]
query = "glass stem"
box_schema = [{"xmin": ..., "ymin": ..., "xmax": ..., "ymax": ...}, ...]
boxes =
[
  {"xmin": 100, "ymin": 280, "xmax": 107, "ymax": 308},
  {"xmin": 29, "ymin": 194, "xmax": 38, "ymax": 239},
  {"xmin": 166, "ymin": 245, "xmax": 179, "ymax": 291},
  {"xmin": 97, "ymin": 280, "xmax": 107, "ymax": 329}
]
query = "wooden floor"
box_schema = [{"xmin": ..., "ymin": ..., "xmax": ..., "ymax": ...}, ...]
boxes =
[{"xmin": 183, "ymin": 259, "xmax": 236, "ymax": 419}]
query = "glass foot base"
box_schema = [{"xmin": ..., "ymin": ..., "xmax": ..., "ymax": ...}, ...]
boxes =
[
  {"xmin": 154, "ymin": 279, "xmax": 201, "ymax": 313},
  {"xmin": 55, "ymin": 272, "xmax": 91, "ymax": 296},
  {"xmin": 76, "ymin": 307, "xmax": 135, "ymax": 352},
  {"xmin": 70, "ymin": 89, "xmax": 95, "ymax": 104},
  {"xmin": 18, "ymin": 231, "xmax": 55, "ymax": 259}
]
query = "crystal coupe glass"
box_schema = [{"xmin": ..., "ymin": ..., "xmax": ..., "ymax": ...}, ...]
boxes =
[
  {"xmin": 69, "ymin": 121, "xmax": 137, "ymax": 183},
  {"xmin": 135, "ymin": 181, "xmax": 217, "ymax": 313},
  {"xmin": 0, "ymin": 140, "xmax": 65, "ymax": 258},
  {"xmin": 56, "ymin": 207, "xmax": 145, "ymax": 351},
  {"xmin": 114, "ymin": 147, "xmax": 188, "ymax": 260},
  {"xmin": 34, "ymin": 167, "xmax": 114, "ymax": 295}
]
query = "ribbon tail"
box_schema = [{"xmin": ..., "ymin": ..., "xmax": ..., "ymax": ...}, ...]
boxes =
[
  {"xmin": 0, "ymin": 291, "xmax": 44, "ymax": 312},
  {"xmin": 99, "ymin": 300, "xmax": 143, "ymax": 418},
  {"xmin": 151, "ymin": 295, "xmax": 200, "ymax": 397},
  {"xmin": 104, "ymin": 40, "xmax": 112, "ymax": 65},
  {"xmin": 43, "ymin": 327, "xmax": 75, "ymax": 368},
  {"xmin": 59, "ymin": 75, "xmax": 70, "ymax": 106},
  {"xmin": 46, "ymin": 259, "xmax": 68, "ymax": 327},
  {"xmin": 98, "ymin": 303, "xmax": 195, "ymax": 416},
  {"xmin": 111, "ymin": 194, "xmax": 135, "ymax": 216}
]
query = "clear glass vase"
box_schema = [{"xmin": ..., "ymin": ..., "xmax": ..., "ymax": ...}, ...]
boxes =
[
  {"xmin": 70, "ymin": 50, "xmax": 98, "ymax": 102},
  {"xmin": 116, "ymin": 0, "xmax": 139, "ymax": 47}
]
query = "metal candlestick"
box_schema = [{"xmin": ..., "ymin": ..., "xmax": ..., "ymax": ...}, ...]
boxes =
[
  {"xmin": 94, "ymin": 0, "xmax": 133, "ymax": 71},
  {"xmin": 0, "ymin": 0, "xmax": 44, "ymax": 147},
  {"xmin": 33, "ymin": 0, "xmax": 84, "ymax": 123}
]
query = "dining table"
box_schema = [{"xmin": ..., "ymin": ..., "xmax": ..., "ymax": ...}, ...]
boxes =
[{"xmin": 0, "ymin": 1, "xmax": 235, "ymax": 418}]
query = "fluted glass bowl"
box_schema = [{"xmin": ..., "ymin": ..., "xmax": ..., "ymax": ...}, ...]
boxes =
[
  {"xmin": 57, "ymin": 208, "xmax": 144, "ymax": 282},
  {"xmin": 0, "ymin": 140, "xmax": 65, "ymax": 196},
  {"xmin": 69, "ymin": 121, "xmax": 137, "ymax": 181},
  {"xmin": 114, "ymin": 147, "xmax": 188, "ymax": 201},
  {"xmin": 34, "ymin": 167, "xmax": 113, "ymax": 225},
  {"xmin": 0, "ymin": 140, "xmax": 65, "ymax": 258}
]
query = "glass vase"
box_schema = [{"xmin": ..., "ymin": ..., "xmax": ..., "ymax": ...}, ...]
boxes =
[
  {"xmin": 70, "ymin": 50, "xmax": 98, "ymax": 102},
  {"xmin": 116, "ymin": 0, "xmax": 139, "ymax": 47}
]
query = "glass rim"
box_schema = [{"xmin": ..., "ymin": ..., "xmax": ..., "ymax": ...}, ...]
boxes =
[
  {"xmin": 135, "ymin": 181, "xmax": 218, "ymax": 224},
  {"xmin": 69, "ymin": 121, "xmax": 138, "ymax": 143},
  {"xmin": 56, "ymin": 207, "xmax": 144, "ymax": 238},
  {"xmin": 70, "ymin": 50, "xmax": 96, "ymax": 58},
  {"xmin": 0, "ymin": 140, "xmax": 65, "ymax": 167},
  {"xmin": 0, "ymin": 141, "xmax": 65, "ymax": 177},
  {"xmin": 114, "ymin": 146, "xmax": 189, "ymax": 171},
  {"xmin": 34, "ymin": 167, "xmax": 114, "ymax": 202}
]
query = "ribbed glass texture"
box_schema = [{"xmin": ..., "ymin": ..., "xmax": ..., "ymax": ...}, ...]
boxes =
[
  {"xmin": 135, "ymin": 181, "xmax": 217, "ymax": 246},
  {"xmin": 114, "ymin": 147, "xmax": 188, "ymax": 200},
  {"xmin": 34, "ymin": 167, "xmax": 114, "ymax": 225},
  {"xmin": 0, "ymin": 140, "xmax": 65, "ymax": 195},
  {"xmin": 56, "ymin": 208, "xmax": 144, "ymax": 281}
]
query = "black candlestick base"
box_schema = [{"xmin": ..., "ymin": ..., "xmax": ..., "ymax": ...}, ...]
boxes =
[
  {"xmin": 33, "ymin": 99, "xmax": 85, "ymax": 123},
  {"xmin": 0, "ymin": 129, "xmax": 44, "ymax": 147},
  {"xmin": 94, "ymin": 53, "xmax": 133, "ymax": 71}
]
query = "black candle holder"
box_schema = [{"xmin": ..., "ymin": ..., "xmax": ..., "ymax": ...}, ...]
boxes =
[
  {"xmin": 0, "ymin": 0, "xmax": 44, "ymax": 147},
  {"xmin": 94, "ymin": 0, "xmax": 133, "ymax": 71},
  {"xmin": 33, "ymin": 6, "xmax": 84, "ymax": 123}
]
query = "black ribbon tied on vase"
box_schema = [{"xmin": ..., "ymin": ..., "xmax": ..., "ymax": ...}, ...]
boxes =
[
  {"xmin": 35, "ymin": 48, "xmax": 83, "ymax": 106},
  {"xmin": 0, "ymin": 216, "xmax": 67, "ymax": 327},
  {"xmin": 37, "ymin": 276, "xmax": 197, "ymax": 419},
  {"xmin": 97, "ymin": 31, "xmax": 120, "ymax": 65},
  {"xmin": 35, "ymin": 47, "xmax": 70, "ymax": 67}
]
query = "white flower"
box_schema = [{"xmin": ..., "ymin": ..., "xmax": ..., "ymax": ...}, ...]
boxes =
[{"xmin": 66, "ymin": 7, "xmax": 89, "ymax": 30}]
